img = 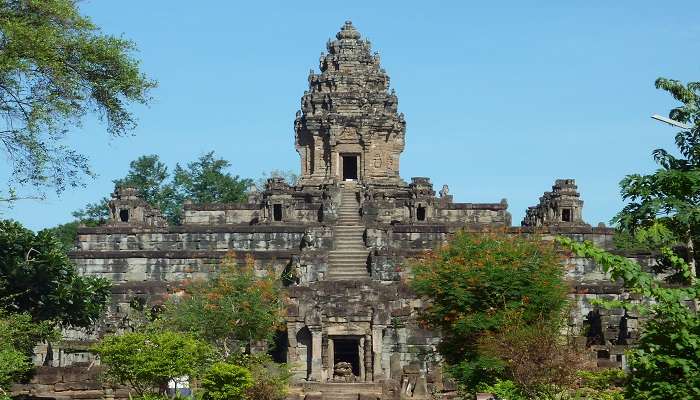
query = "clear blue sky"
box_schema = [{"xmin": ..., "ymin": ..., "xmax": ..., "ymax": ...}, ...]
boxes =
[{"xmin": 4, "ymin": 1, "xmax": 700, "ymax": 231}]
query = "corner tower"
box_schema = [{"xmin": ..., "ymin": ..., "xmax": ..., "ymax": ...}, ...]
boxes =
[{"xmin": 295, "ymin": 21, "xmax": 406, "ymax": 186}]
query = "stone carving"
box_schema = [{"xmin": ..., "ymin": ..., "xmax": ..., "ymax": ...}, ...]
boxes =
[{"xmin": 332, "ymin": 362, "xmax": 357, "ymax": 382}]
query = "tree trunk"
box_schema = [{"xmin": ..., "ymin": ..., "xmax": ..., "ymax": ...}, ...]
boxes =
[{"xmin": 687, "ymin": 232, "xmax": 698, "ymax": 311}]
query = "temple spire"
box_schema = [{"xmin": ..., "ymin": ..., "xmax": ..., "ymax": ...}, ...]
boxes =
[{"xmin": 295, "ymin": 21, "xmax": 406, "ymax": 186}]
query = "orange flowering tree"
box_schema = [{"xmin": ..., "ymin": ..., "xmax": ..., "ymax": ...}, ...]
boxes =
[
  {"xmin": 411, "ymin": 231, "xmax": 570, "ymax": 390},
  {"xmin": 161, "ymin": 254, "xmax": 284, "ymax": 357}
]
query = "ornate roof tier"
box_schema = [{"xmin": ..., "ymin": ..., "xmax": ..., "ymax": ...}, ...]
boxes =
[{"xmin": 295, "ymin": 21, "xmax": 406, "ymax": 187}]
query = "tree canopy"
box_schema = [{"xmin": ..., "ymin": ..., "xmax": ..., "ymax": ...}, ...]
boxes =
[
  {"xmin": 0, "ymin": 0, "xmax": 156, "ymax": 198},
  {"xmin": 0, "ymin": 219, "xmax": 111, "ymax": 327},
  {"xmin": 411, "ymin": 231, "xmax": 570, "ymax": 390},
  {"xmin": 612, "ymin": 78, "xmax": 700, "ymax": 284},
  {"xmin": 159, "ymin": 254, "xmax": 284, "ymax": 357}
]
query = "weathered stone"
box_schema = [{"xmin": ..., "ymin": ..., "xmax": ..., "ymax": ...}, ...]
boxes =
[{"xmin": 19, "ymin": 20, "xmax": 645, "ymax": 400}]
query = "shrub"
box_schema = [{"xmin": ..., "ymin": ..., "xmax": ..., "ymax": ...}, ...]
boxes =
[
  {"xmin": 229, "ymin": 354, "xmax": 291, "ymax": 400},
  {"xmin": 93, "ymin": 330, "xmax": 213, "ymax": 396},
  {"xmin": 411, "ymin": 231, "xmax": 569, "ymax": 389},
  {"xmin": 160, "ymin": 253, "xmax": 283, "ymax": 357},
  {"xmin": 201, "ymin": 362, "xmax": 252, "ymax": 400}
]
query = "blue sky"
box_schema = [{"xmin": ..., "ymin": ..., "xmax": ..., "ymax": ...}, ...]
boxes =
[{"xmin": 3, "ymin": 1, "xmax": 700, "ymax": 231}]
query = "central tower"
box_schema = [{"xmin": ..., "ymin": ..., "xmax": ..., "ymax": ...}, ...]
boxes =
[{"xmin": 295, "ymin": 21, "xmax": 406, "ymax": 186}]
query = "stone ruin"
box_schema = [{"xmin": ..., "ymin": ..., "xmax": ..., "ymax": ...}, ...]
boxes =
[{"xmin": 15, "ymin": 21, "xmax": 643, "ymax": 400}]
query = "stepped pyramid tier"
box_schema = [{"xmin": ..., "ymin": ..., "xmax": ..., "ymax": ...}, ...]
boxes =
[
  {"xmin": 296, "ymin": 21, "xmax": 406, "ymax": 186},
  {"xmin": 31, "ymin": 20, "xmax": 633, "ymax": 400}
]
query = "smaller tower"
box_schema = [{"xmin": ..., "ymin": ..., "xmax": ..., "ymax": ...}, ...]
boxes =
[
  {"xmin": 108, "ymin": 186, "xmax": 167, "ymax": 227},
  {"xmin": 522, "ymin": 179, "xmax": 588, "ymax": 227}
]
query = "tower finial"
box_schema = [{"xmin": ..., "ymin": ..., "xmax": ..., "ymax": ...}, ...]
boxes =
[{"xmin": 337, "ymin": 20, "xmax": 360, "ymax": 40}]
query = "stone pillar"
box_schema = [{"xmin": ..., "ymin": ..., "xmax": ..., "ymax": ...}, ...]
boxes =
[
  {"xmin": 359, "ymin": 337, "xmax": 365, "ymax": 381},
  {"xmin": 372, "ymin": 327, "xmax": 384, "ymax": 380},
  {"xmin": 327, "ymin": 338, "xmax": 334, "ymax": 381},
  {"xmin": 364, "ymin": 334, "xmax": 373, "ymax": 381},
  {"xmin": 310, "ymin": 328, "xmax": 323, "ymax": 381}
]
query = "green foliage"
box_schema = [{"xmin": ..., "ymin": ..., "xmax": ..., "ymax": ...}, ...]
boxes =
[
  {"xmin": 173, "ymin": 151, "xmax": 252, "ymax": 205},
  {"xmin": 93, "ymin": 330, "xmax": 213, "ymax": 396},
  {"xmin": 228, "ymin": 354, "xmax": 291, "ymax": 400},
  {"xmin": 0, "ymin": 0, "xmax": 156, "ymax": 196},
  {"xmin": 577, "ymin": 369, "xmax": 627, "ymax": 392},
  {"xmin": 72, "ymin": 198, "xmax": 111, "ymax": 225},
  {"xmin": 69, "ymin": 152, "xmax": 252, "ymax": 227},
  {"xmin": 558, "ymin": 237, "xmax": 700, "ymax": 400},
  {"xmin": 42, "ymin": 220, "xmax": 80, "ymax": 251},
  {"xmin": 477, "ymin": 379, "xmax": 527, "ymax": 400},
  {"xmin": 0, "ymin": 311, "xmax": 57, "ymax": 395},
  {"xmin": 200, "ymin": 362, "xmax": 252, "ymax": 400},
  {"xmin": 159, "ymin": 254, "xmax": 283, "ymax": 356},
  {"xmin": 612, "ymin": 78, "xmax": 700, "ymax": 284},
  {"xmin": 0, "ymin": 219, "xmax": 111, "ymax": 327},
  {"xmin": 411, "ymin": 231, "xmax": 569, "ymax": 389}
]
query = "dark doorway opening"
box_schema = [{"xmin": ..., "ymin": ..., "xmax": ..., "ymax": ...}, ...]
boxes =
[
  {"xmin": 119, "ymin": 209, "xmax": 129, "ymax": 222},
  {"xmin": 417, "ymin": 205, "xmax": 426, "ymax": 221},
  {"xmin": 273, "ymin": 204, "xmax": 283, "ymax": 221},
  {"xmin": 333, "ymin": 337, "xmax": 360, "ymax": 376},
  {"xmin": 562, "ymin": 208, "xmax": 572, "ymax": 222},
  {"xmin": 269, "ymin": 329, "xmax": 288, "ymax": 364},
  {"xmin": 342, "ymin": 155, "xmax": 358, "ymax": 181}
]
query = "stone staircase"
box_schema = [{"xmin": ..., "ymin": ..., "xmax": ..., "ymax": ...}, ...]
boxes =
[
  {"xmin": 293, "ymin": 382, "xmax": 382, "ymax": 400},
  {"xmin": 327, "ymin": 184, "xmax": 369, "ymax": 280}
]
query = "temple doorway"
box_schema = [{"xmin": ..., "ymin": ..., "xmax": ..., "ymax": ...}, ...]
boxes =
[
  {"xmin": 333, "ymin": 337, "xmax": 361, "ymax": 376},
  {"xmin": 342, "ymin": 155, "xmax": 358, "ymax": 181}
]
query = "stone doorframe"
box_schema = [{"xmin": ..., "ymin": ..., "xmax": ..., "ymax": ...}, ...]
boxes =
[{"xmin": 327, "ymin": 335, "xmax": 368, "ymax": 381}]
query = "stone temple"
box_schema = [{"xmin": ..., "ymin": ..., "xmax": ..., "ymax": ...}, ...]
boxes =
[{"xmin": 22, "ymin": 21, "xmax": 638, "ymax": 400}]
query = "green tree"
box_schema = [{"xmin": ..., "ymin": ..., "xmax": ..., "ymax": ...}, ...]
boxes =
[
  {"xmin": 612, "ymin": 78, "xmax": 700, "ymax": 284},
  {"xmin": 173, "ymin": 151, "xmax": 252, "ymax": 205},
  {"xmin": 94, "ymin": 330, "xmax": 213, "ymax": 396},
  {"xmin": 201, "ymin": 362, "xmax": 252, "ymax": 400},
  {"xmin": 160, "ymin": 254, "xmax": 283, "ymax": 357},
  {"xmin": 0, "ymin": 312, "xmax": 56, "ymax": 399},
  {"xmin": 558, "ymin": 237, "xmax": 700, "ymax": 400},
  {"xmin": 551, "ymin": 77, "xmax": 700, "ymax": 400},
  {"xmin": 0, "ymin": 219, "xmax": 111, "ymax": 327},
  {"xmin": 68, "ymin": 152, "xmax": 252, "ymax": 228},
  {"xmin": 410, "ymin": 231, "xmax": 569, "ymax": 390},
  {"xmin": 0, "ymin": 0, "xmax": 156, "ymax": 197}
]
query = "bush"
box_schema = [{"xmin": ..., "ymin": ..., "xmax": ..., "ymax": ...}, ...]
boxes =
[
  {"xmin": 93, "ymin": 330, "xmax": 213, "ymax": 396},
  {"xmin": 411, "ymin": 231, "xmax": 569, "ymax": 389},
  {"xmin": 160, "ymin": 253, "xmax": 283, "ymax": 356},
  {"xmin": 229, "ymin": 354, "xmax": 291, "ymax": 400},
  {"xmin": 201, "ymin": 362, "xmax": 252, "ymax": 400},
  {"xmin": 477, "ymin": 311, "xmax": 593, "ymax": 396}
]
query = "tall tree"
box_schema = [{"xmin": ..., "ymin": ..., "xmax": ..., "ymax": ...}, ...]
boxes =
[
  {"xmin": 0, "ymin": 219, "xmax": 111, "ymax": 327},
  {"xmin": 613, "ymin": 78, "xmax": 700, "ymax": 284},
  {"xmin": 410, "ymin": 232, "xmax": 570, "ymax": 391},
  {"xmin": 0, "ymin": 0, "xmax": 156, "ymax": 198},
  {"xmin": 173, "ymin": 151, "xmax": 252, "ymax": 205}
]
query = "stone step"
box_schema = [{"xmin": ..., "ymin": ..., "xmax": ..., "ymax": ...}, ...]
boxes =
[
  {"xmin": 328, "ymin": 259, "xmax": 367, "ymax": 264},
  {"xmin": 328, "ymin": 253, "xmax": 368, "ymax": 262},
  {"xmin": 329, "ymin": 262, "xmax": 366, "ymax": 267},
  {"xmin": 328, "ymin": 258, "xmax": 367, "ymax": 263},
  {"xmin": 327, "ymin": 275, "xmax": 370, "ymax": 281},
  {"xmin": 329, "ymin": 250, "xmax": 368, "ymax": 254}
]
